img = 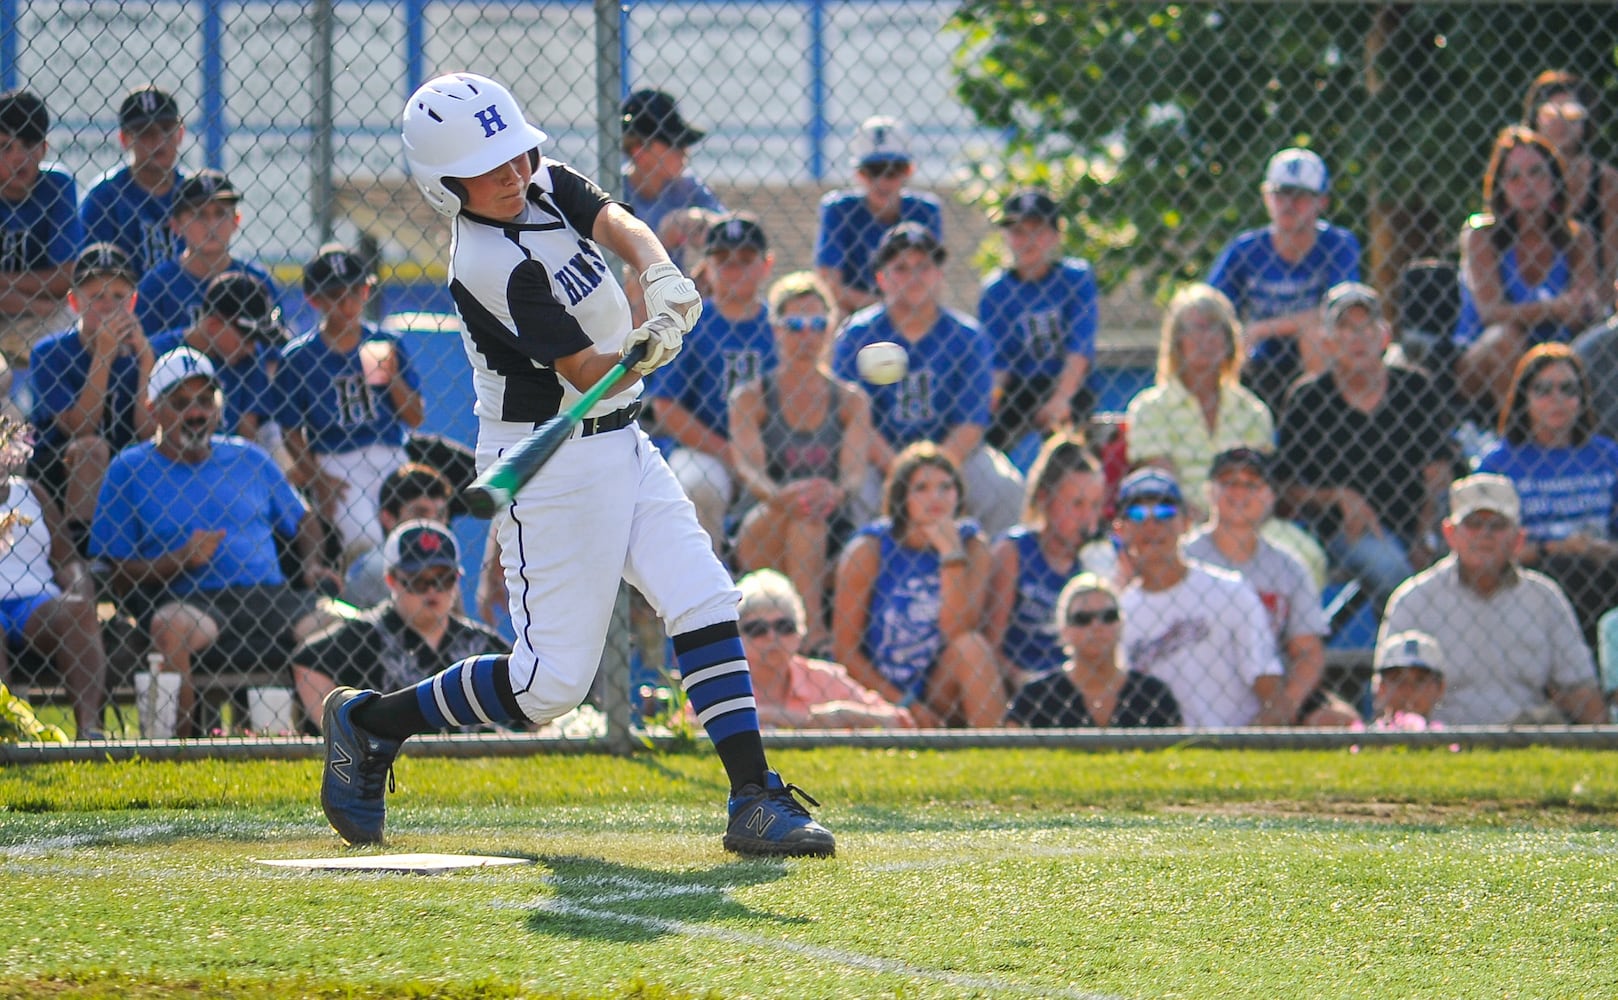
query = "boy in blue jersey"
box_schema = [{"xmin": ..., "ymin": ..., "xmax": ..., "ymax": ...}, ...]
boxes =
[
  {"xmin": 79, "ymin": 85, "xmax": 186, "ymax": 277},
  {"xmin": 276, "ymin": 244, "xmax": 424, "ymax": 565},
  {"xmin": 1207, "ymin": 148, "xmax": 1361, "ymax": 411},
  {"xmin": 90, "ymin": 347, "xmax": 338, "ymax": 736},
  {"xmin": 830, "ymin": 222, "xmax": 1024, "ymax": 537},
  {"xmin": 814, "ymin": 116, "xmax": 944, "ymax": 315},
  {"xmin": 135, "ymin": 170, "xmax": 277, "ymax": 338},
  {"xmin": 620, "ymin": 89, "xmax": 724, "ymax": 271},
  {"xmin": 0, "ymin": 90, "xmax": 82, "ymax": 373},
  {"xmin": 648, "ymin": 213, "xmax": 776, "ymax": 552},
  {"xmin": 978, "ymin": 189, "xmax": 1098, "ymax": 453},
  {"xmin": 147, "ymin": 270, "xmax": 285, "ymax": 441},
  {"xmin": 28, "ymin": 244, "xmax": 155, "ymax": 541}
]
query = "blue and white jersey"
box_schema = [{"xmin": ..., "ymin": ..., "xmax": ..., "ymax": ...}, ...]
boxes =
[
  {"xmin": 1477, "ymin": 436, "xmax": 1618, "ymax": 542},
  {"xmin": 79, "ymin": 164, "xmax": 186, "ymax": 276},
  {"xmin": 860, "ymin": 519, "xmax": 981, "ymax": 695},
  {"xmin": 90, "ymin": 436, "xmax": 307, "ymax": 596},
  {"xmin": 0, "ymin": 166, "xmax": 81, "ymax": 274},
  {"xmin": 28, "ymin": 326, "xmax": 144, "ymax": 451},
  {"xmin": 831, "ymin": 305, "xmax": 993, "ymax": 447},
  {"xmin": 998, "ymin": 527, "xmax": 1082, "ymax": 678},
  {"xmin": 148, "ymin": 328, "xmax": 277, "ymax": 430},
  {"xmin": 814, "ymin": 190, "xmax": 943, "ymax": 297},
  {"xmin": 273, "ymin": 326, "xmax": 419, "ymax": 454},
  {"xmin": 1206, "ymin": 222, "xmax": 1361, "ymax": 330},
  {"xmin": 646, "ymin": 301, "xmax": 773, "ymax": 437},
  {"xmin": 135, "ymin": 257, "xmax": 277, "ymax": 341},
  {"xmin": 978, "ymin": 257, "xmax": 1099, "ymax": 379}
]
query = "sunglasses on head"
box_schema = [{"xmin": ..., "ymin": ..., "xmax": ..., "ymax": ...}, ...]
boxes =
[
  {"xmin": 1066, "ymin": 607, "xmax": 1120, "ymax": 627},
  {"xmin": 395, "ymin": 571, "xmax": 458, "ymax": 594},
  {"xmin": 1123, "ymin": 502, "xmax": 1179, "ymax": 523},
  {"xmin": 740, "ymin": 617, "xmax": 798, "ymax": 638},
  {"xmin": 778, "ymin": 315, "xmax": 829, "ymax": 333}
]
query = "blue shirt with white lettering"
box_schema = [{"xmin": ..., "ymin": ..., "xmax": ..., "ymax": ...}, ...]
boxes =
[
  {"xmin": 1207, "ymin": 222, "xmax": 1361, "ymax": 335},
  {"xmin": 978, "ymin": 257, "xmax": 1098, "ymax": 379},
  {"xmin": 273, "ymin": 326, "xmax": 419, "ymax": 453},
  {"xmin": 831, "ymin": 306, "xmax": 993, "ymax": 447},
  {"xmin": 136, "ymin": 257, "xmax": 277, "ymax": 339},
  {"xmin": 814, "ymin": 191, "xmax": 943, "ymax": 297},
  {"xmin": 1476, "ymin": 436, "xmax": 1618, "ymax": 541},
  {"xmin": 646, "ymin": 301, "xmax": 773, "ymax": 437},
  {"xmin": 0, "ymin": 166, "xmax": 81, "ymax": 273},
  {"xmin": 79, "ymin": 165, "xmax": 186, "ymax": 277}
]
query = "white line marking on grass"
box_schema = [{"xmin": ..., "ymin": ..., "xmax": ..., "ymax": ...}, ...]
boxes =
[
  {"xmin": 503, "ymin": 873, "xmax": 1126, "ymax": 1000},
  {"xmin": 2, "ymin": 822, "xmax": 182, "ymax": 857}
]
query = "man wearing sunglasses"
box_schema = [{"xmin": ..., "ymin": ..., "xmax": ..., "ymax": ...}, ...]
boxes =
[
  {"xmin": 1113, "ymin": 468, "xmax": 1283, "ymax": 728},
  {"xmin": 291, "ymin": 520, "xmax": 506, "ymax": 731},
  {"xmin": 814, "ymin": 116, "xmax": 943, "ymax": 315}
]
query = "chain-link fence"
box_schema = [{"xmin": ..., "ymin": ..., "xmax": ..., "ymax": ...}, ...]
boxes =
[{"xmin": 1, "ymin": 1, "xmax": 1617, "ymax": 751}]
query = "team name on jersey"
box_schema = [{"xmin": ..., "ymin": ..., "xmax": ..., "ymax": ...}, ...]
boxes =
[{"xmin": 552, "ymin": 239, "xmax": 608, "ymax": 306}]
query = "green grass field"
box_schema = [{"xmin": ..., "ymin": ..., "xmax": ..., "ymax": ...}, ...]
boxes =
[{"xmin": 2, "ymin": 747, "xmax": 1616, "ymax": 999}]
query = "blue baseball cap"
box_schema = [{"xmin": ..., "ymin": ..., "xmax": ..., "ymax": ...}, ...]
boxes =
[{"xmin": 1116, "ymin": 468, "xmax": 1183, "ymax": 505}]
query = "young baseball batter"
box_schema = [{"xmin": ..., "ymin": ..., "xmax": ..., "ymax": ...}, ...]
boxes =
[{"xmin": 319, "ymin": 72, "xmax": 834, "ymax": 858}]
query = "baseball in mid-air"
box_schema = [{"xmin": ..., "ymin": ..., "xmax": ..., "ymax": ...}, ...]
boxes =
[{"xmin": 856, "ymin": 341, "xmax": 909, "ymax": 385}]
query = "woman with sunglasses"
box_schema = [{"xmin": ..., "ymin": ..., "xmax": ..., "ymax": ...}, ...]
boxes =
[
  {"xmin": 1006, "ymin": 573, "xmax": 1180, "ymax": 728},
  {"xmin": 1476, "ymin": 343, "xmax": 1618, "ymax": 645},
  {"xmin": 734, "ymin": 568, "xmax": 913, "ymax": 730},
  {"xmin": 730, "ymin": 272, "xmax": 874, "ymax": 653},
  {"xmin": 833, "ymin": 442, "xmax": 1004, "ymax": 727}
]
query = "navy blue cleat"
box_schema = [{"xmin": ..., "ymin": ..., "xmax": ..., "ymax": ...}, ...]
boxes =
[
  {"xmin": 320, "ymin": 687, "xmax": 401, "ymax": 845},
  {"xmin": 723, "ymin": 770, "xmax": 836, "ymax": 858}
]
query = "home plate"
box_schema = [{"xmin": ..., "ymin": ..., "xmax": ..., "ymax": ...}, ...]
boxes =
[{"xmin": 256, "ymin": 853, "xmax": 535, "ymax": 874}]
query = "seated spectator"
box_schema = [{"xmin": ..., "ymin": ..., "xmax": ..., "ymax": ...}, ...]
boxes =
[
  {"xmin": 736, "ymin": 568, "xmax": 914, "ymax": 730},
  {"xmin": 1522, "ymin": 71, "xmax": 1618, "ymax": 295},
  {"xmin": 0, "ymin": 415, "xmax": 110, "ymax": 738},
  {"xmin": 27, "ymin": 245, "xmax": 155, "ymax": 543},
  {"xmin": 148, "ymin": 271, "xmax": 285, "ymax": 440},
  {"xmin": 1368, "ymin": 630, "xmax": 1447, "ymax": 731},
  {"xmin": 1379, "ymin": 473, "xmax": 1604, "ymax": 725},
  {"xmin": 620, "ymin": 89, "xmax": 724, "ymax": 273},
  {"xmin": 831, "ymin": 223, "xmax": 1024, "ymax": 537},
  {"xmin": 1007, "ymin": 572, "xmax": 1181, "ymax": 728},
  {"xmin": 730, "ymin": 270, "xmax": 873, "ymax": 650},
  {"xmin": 986, "ymin": 433, "xmax": 1106, "ymax": 690},
  {"xmin": 135, "ymin": 170, "xmax": 278, "ymax": 339},
  {"xmin": 344, "ymin": 462, "xmax": 455, "ymax": 610},
  {"xmin": 1207, "ymin": 148, "xmax": 1361, "ymax": 412},
  {"xmin": 1453, "ymin": 127, "xmax": 1602, "ymax": 417},
  {"xmin": 291, "ymin": 520, "xmax": 504, "ymax": 730},
  {"xmin": 978, "ymin": 189, "xmax": 1097, "ymax": 452},
  {"xmin": 647, "ymin": 213, "xmax": 776, "ymax": 555},
  {"xmin": 1183, "ymin": 448, "xmax": 1358, "ymax": 727},
  {"xmin": 89, "ymin": 348, "xmax": 338, "ymax": 736},
  {"xmin": 1113, "ymin": 468, "xmax": 1283, "ymax": 727},
  {"xmin": 276, "ymin": 245, "xmax": 424, "ymax": 565},
  {"xmin": 1477, "ymin": 343, "xmax": 1618, "ymax": 647},
  {"xmin": 1572, "ymin": 276, "xmax": 1618, "ymax": 440},
  {"xmin": 832, "ymin": 442, "xmax": 1003, "ymax": 727},
  {"xmin": 0, "ymin": 90, "xmax": 81, "ymax": 373},
  {"xmin": 79, "ymin": 85, "xmax": 186, "ymax": 278},
  {"xmin": 1276, "ymin": 282, "xmax": 1454, "ymax": 614},
  {"xmin": 815, "ymin": 116, "xmax": 943, "ymax": 315}
]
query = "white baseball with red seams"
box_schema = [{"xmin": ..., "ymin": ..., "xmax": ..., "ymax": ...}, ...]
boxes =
[{"xmin": 856, "ymin": 340, "xmax": 909, "ymax": 385}]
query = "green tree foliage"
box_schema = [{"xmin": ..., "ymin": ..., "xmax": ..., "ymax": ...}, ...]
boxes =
[{"xmin": 950, "ymin": 2, "xmax": 1617, "ymax": 295}]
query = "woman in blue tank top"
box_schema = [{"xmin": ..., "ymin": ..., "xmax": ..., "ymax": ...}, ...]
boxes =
[
  {"xmin": 1455, "ymin": 126, "xmax": 1601, "ymax": 416},
  {"xmin": 986, "ymin": 433, "xmax": 1106, "ymax": 688},
  {"xmin": 832, "ymin": 442, "xmax": 1004, "ymax": 727}
]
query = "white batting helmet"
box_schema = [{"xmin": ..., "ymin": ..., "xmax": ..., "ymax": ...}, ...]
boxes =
[{"xmin": 401, "ymin": 73, "xmax": 548, "ymax": 217}]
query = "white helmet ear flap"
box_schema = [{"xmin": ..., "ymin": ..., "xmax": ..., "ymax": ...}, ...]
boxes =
[{"xmin": 401, "ymin": 73, "xmax": 549, "ymax": 217}]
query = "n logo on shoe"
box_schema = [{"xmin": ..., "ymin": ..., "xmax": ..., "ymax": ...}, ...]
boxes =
[
  {"xmin": 743, "ymin": 806, "xmax": 776, "ymax": 838},
  {"xmin": 329, "ymin": 744, "xmax": 354, "ymax": 784}
]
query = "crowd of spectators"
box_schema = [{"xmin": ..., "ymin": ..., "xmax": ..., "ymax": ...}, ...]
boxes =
[{"xmin": 4, "ymin": 69, "xmax": 1618, "ymax": 739}]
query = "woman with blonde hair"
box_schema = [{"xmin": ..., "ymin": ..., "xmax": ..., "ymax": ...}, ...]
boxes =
[{"xmin": 1006, "ymin": 573, "xmax": 1181, "ymax": 727}]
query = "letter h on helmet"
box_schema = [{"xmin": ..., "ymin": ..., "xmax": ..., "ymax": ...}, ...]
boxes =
[{"xmin": 401, "ymin": 73, "xmax": 549, "ymax": 217}]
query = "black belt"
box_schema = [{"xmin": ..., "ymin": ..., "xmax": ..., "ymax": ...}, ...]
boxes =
[{"xmin": 575, "ymin": 401, "xmax": 642, "ymax": 438}]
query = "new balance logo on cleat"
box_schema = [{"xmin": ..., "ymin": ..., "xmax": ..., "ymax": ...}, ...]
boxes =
[
  {"xmin": 328, "ymin": 743, "xmax": 354, "ymax": 785},
  {"xmin": 723, "ymin": 770, "xmax": 836, "ymax": 858}
]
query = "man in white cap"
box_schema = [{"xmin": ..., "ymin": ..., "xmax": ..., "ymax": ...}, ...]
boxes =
[
  {"xmin": 89, "ymin": 347, "xmax": 338, "ymax": 736},
  {"xmin": 1207, "ymin": 147, "xmax": 1362, "ymax": 410},
  {"xmin": 1379, "ymin": 473, "xmax": 1604, "ymax": 725}
]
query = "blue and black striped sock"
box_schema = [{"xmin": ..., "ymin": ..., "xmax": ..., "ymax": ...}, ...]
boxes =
[
  {"xmin": 354, "ymin": 654, "xmax": 526, "ymax": 740},
  {"xmin": 674, "ymin": 621, "xmax": 768, "ymax": 792}
]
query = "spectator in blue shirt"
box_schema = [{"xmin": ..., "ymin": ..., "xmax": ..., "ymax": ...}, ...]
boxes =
[
  {"xmin": 0, "ymin": 90, "xmax": 82, "ymax": 372},
  {"xmin": 978, "ymin": 188, "xmax": 1098, "ymax": 453},
  {"xmin": 135, "ymin": 170, "xmax": 277, "ymax": 338},
  {"xmin": 620, "ymin": 89, "xmax": 724, "ymax": 275},
  {"xmin": 79, "ymin": 85, "xmax": 186, "ymax": 278},
  {"xmin": 831, "ymin": 222, "xmax": 1023, "ymax": 537},
  {"xmin": 647, "ymin": 213, "xmax": 776, "ymax": 553},
  {"xmin": 1207, "ymin": 148, "xmax": 1361, "ymax": 411},
  {"xmin": 90, "ymin": 347, "xmax": 336, "ymax": 737},
  {"xmin": 815, "ymin": 116, "xmax": 943, "ymax": 316},
  {"xmin": 27, "ymin": 244, "xmax": 155, "ymax": 540}
]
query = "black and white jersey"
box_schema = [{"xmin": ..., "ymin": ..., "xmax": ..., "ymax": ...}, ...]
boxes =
[{"xmin": 449, "ymin": 158, "xmax": 639, "ymax": 450}]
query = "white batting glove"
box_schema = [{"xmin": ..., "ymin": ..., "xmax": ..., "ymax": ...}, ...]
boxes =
[
  {"xmin": 640, "ymin": 262, "xmax": 702, "ymax": 335},
  {"xmin": 621, "ymin": 314, "xmax": 684, "ymax": 376}
]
